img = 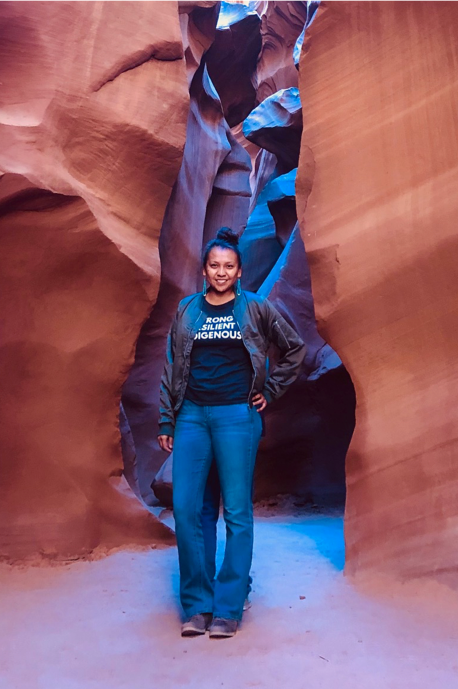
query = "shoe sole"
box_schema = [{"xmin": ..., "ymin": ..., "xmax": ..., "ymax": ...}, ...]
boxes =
[
  {"xmin": 181, "ymin": 628, "xmax": 206, "ymax": 637},
  {"xmin": 209, "ymin": 629, "xmax": 237, "ymax": 639}
]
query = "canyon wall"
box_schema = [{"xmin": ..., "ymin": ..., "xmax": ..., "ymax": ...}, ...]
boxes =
[
  {"xmin": 2, "ymin": 0, "xmax": 452, "ymax": 579},
  {"xmin": 0, "ymin": 0, "xmax": 202, "ymax": 559},
  {"xmin": 297, "ymin": 1, "xmax": 458, "ymax": 578}
]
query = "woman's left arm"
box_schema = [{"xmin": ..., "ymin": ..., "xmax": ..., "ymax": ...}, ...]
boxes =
[{"xmin": 261, "ymin": 300, "xmax": 307, "ymax": 404}]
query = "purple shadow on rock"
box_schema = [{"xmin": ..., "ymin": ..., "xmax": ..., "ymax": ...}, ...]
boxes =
[
  {"xmin": 254, "ymin": 225, "xmax": 354, "ymax": 503},
  {"xmin": 207, "ymin": 5, "xmax": 262, "ymax": 127},
  {"xmin": 121, "ymin": 64, "xmax": 251, "ymax": 505},
  {"xmin": 243, "ymin": 87, "xmax": 303, "ymax": 171}
]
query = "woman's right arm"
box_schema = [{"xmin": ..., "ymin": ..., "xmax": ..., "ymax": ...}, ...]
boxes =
[{"xmin": 158, "ymin": 311, "xmax": 179, "ymax": 447}]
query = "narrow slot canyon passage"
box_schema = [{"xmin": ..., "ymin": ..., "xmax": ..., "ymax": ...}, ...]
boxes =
[
  {"xmin": 121, "ymin": 0, "xmax": 355, "ymax": 521},
  {"xmin": 1, "ymin": 1, "xmax": 458, "ymax": 687}
]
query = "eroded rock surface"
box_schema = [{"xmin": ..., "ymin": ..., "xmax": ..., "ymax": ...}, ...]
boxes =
[
  {"xmin": 0, "ymin": 1, "xmax": 196, "ymax": 558},
  {"xmin": 206, "ymin": 7, "xmax": 262, "ymax": 127},
  {"xmin": 0, "ymin": 0, "xmax": 352, "ymax": 555},
  {"xmin": 256, "ymin": 1, "xmax": 309, "ymax": 103},
  {"xmin": 243, "ymin": 87, "xmax": 302, "ymax": 171},
  {"xmin": 254, "ymin": 225, "xmax": 353, "ymax": 502},
  {"xmin": 150, "ymin": 1, "xmax": 354, "ymax": 508},
  {"xmin": 297, "ymin": 1, "xmax": 458, "ymax": 577},
  {"xmin": 0, "ymin": 180, "xmax": 177, "ymax": 558},
  {"xmin": 122, "ymin": 62, "xmax": 251, "ymax": 502}
]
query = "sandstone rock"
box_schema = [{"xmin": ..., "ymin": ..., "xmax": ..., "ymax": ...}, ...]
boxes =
[
  {"xmin": 119, "ymin": 403, "xmax": 141, "ymax": 501},
  {"xmin": 151, "ymin": 452, "xmax": 174, "ymax": 509},
  {"xmin": 297, "ymin": 1, "xmax": 458, "ymax": 578},
  {"xmin": 0, "ymin": 180, "xmax": 175, "ymax": 559},
  {"xmin": 149, "ymin": 0, "xmax": 352, "ymax": 507},
  {"xmin": 258, "ymin": 225, "xmax": 324, "ymax": 372},
  {"xmin": 179, "ymin": 1, "xmax": 219, "ymax": 83},
  {"xmin": 238, "ymin": 170, "xmax": 285, "ymax": 292},
  {"xmin": 122, "ymin": 63, "xmax": 251, "ymax": 503},
  {"xmin": 293, "ymin": 1, "xmax": 320, "ymax": 67},
  {"xmin": 0, "ymin": 1, "xmax": 189, "ymax": 559},
  {"xmin": 205, "ymin": 6, "xmax": 262, "ymax": 127},
  {"xmin": 243, "ymin": 87, "xmax": 303, "ymax": 171},
  {"xmin": 232, "ymin": 0, "xmax": 353, "ymax": 504},
  {"xmin": 254, "ymin": 225, "xmax": 352, "ymax": 502},
  {"xmin": 0, "ymin": 2, "xmax": 188, "ymax": 272},
  {"xmin": 256, "ymin": 1, "xmax": 308, "ymax": 103},
  {"xmin": 267, "ymin": 169, "xmax": 298, "ymax": 246}
]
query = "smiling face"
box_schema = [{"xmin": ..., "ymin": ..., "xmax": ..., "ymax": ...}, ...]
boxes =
[{"xmin": 203, "ymin": 246, "xmax": 242, "ymax": 295}]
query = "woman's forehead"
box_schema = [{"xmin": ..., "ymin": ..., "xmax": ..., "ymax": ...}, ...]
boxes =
[{"xmin": 206, "ymin": 247, "xmax": 238, "ymax": 262}]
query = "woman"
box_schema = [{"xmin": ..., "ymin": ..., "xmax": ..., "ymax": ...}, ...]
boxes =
[{"xmin": 158, "ymin": 227, "xmax": 306, "ymax": 638}]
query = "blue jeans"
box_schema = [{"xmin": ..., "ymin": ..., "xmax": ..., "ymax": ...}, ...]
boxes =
[
  {"xmin": 173, "ymin": 400, "xmax": 262, "ymax": 620},
  {"xmin": 201, "ymin": 461, "xmax": 253, "ymax": 597}
]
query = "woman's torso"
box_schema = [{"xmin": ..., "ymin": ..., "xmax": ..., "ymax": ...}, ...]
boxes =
[{"xmin": 185, "ymin": 297, "xmax": 252, "ymax": 406}]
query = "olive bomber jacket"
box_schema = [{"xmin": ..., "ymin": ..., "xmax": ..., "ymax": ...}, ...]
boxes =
[{"xmin": 158, "ymin": 290, "xmax": 306, "ymax": 438}]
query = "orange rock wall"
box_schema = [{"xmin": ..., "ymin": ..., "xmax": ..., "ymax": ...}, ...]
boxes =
[
  {"xmin": 0, "ymin": 1, "xmax": 193, "ymax": 558},
  {"xmin": 297, "ymin": 1, "xmax": 458, "ymax": 577}
]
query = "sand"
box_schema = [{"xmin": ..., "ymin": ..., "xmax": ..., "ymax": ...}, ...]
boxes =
[{"xmin": 0, "ymin": 512, "xmax": 457, "ymax": 689}]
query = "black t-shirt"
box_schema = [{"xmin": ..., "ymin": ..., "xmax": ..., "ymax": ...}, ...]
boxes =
[{"xmin": 185, "ymin": 298, "xmax": 253, "ymax": 406}]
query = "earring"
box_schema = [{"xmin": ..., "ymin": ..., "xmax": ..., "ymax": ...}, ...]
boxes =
[
  {"xmin": 202, "ymin": 277, "xmax": 207, "ymax": 297},
  {"xmin": 236, "ymin": 278, "xmax": 242, "ymax": 296}
]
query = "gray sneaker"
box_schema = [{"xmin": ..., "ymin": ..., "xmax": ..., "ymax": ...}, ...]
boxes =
[
  {"xmin": 209, "ymin": 617, "xmax": 238, "ymax": 638},
  {"xmin": 181, "ymin": 613, "xmax": 212, "ymax": 637}
]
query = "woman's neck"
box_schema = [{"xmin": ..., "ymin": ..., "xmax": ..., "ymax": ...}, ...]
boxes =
[{"xmin": 205, "ymin": 289, "xmax": 235, "ymax": 306}]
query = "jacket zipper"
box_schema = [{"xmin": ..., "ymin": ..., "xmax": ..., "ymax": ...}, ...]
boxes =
[
  {"xmin": 175, "ymin": 308, "xmax": 203, "ymax": 409},
  {"xmin": 274, "ymin": 319, "xmax": 290, "ymax": 349}
]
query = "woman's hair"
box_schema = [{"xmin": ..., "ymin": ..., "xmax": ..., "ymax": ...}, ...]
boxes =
[{"xmin": 202, "ymin": 227, "xmax": 242, "ymax": 267}]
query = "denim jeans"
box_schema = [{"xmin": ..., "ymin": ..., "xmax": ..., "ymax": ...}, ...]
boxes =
[
  {"xmin": 173, "ymin": 400, "xmax": 262, "ymax": 620},
  {"xmin": 202, "ymin": 460, "xmax": 253, "ymax": 597}
]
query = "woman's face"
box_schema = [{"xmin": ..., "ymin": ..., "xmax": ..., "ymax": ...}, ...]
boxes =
[{"xmin": 203, "ymin": 247, "xmax": 241, "ymax": 295}]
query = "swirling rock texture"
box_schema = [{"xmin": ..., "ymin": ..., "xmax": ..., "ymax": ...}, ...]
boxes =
[
  {"xmin": 256, "ymin": 1, "xmax": 309, "ymax": 103},
  {"xmin": 0, "ymin": 0, "xmax": 204, "ymax": 559},
  {"xmin": 148, "ymin": 0, "xmax": 354, "ymax": 507},
  {"xmin": 122, "ymin": 61, "xmax": 251, "ymax": 501},
  {"xmin": 238, "ymin": 4, "xmax": 353, "ymax": 503},
  {"xmin": 255, "ymin": 224, "xmax": 354, "ymax": 501},
  {"xmin": 243, "ymin": 87, "xmax": 303, "ymax": 171},
  {"xmin": 297, "ymin": 1, "xmax": 458, "ymax": 578},
  {"xmin": 205, "ymin": 4, "xmax": 262, "ymax": 127},
  {"xmin": 0, "ymin": 0, "xmax": 354, "ymax": 561}
]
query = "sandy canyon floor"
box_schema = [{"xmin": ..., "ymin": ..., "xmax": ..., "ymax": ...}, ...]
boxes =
[{"xmin": 0, "ymin": 509, "xmax": 457, "ymax": 689}]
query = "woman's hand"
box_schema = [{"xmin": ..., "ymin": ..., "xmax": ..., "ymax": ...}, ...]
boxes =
[
  {"xmin": 252, "ymin": 393, "xmax": 267, "ymax": 412},
  {"xmin": 158, "ymin": 435, "xmax": 174, "ymax": 452}
]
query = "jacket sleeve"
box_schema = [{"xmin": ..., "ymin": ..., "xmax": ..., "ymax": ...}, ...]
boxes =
[
  {"xmin": 261, "ymin": 299, "xmax": 306, "ymax": 403},
  {"xmin": 158, "ymin": 311, "xmax": 179, "ymax": 438}
]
